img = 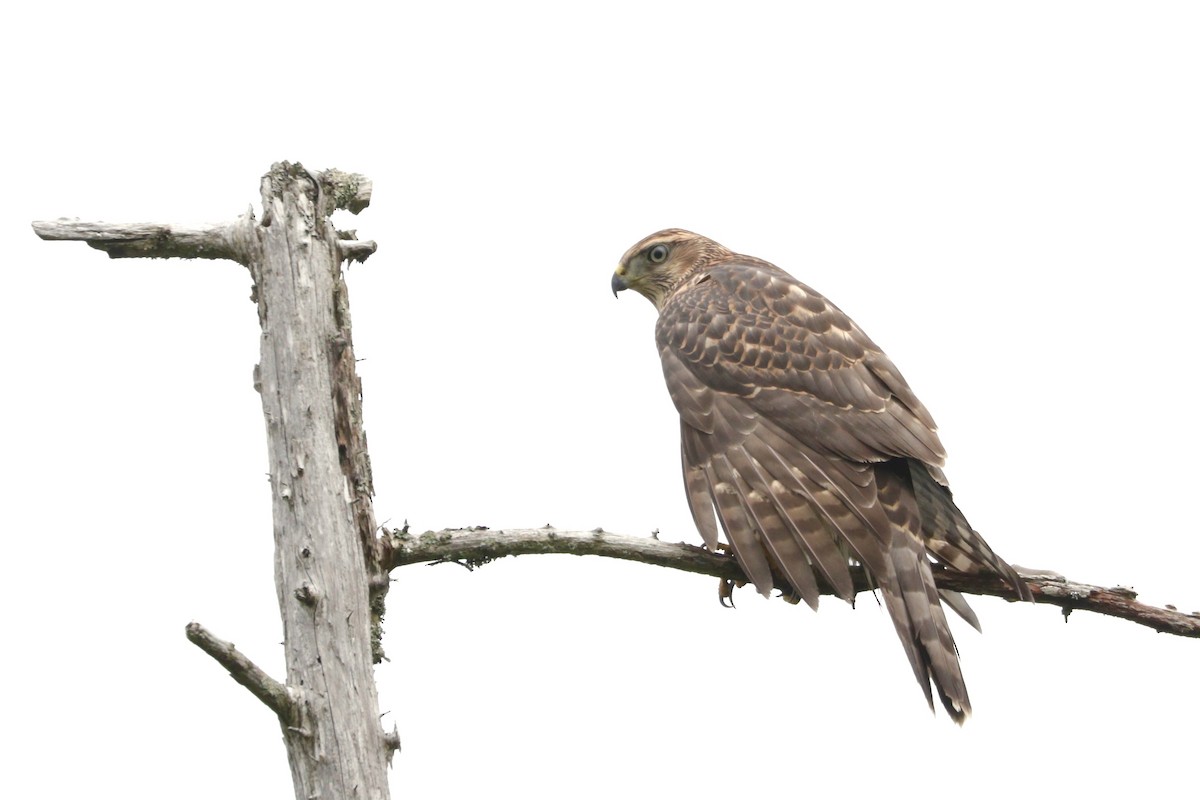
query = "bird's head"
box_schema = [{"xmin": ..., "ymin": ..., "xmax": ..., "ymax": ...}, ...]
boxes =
[{"xmin": 612, "ymin": 229, "xmax": 732, "ymax": 310}]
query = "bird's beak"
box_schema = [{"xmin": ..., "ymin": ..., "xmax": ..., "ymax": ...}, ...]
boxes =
[{"xmin": 611, "ymin": 271, "xmax": 628, "ymax": 298}]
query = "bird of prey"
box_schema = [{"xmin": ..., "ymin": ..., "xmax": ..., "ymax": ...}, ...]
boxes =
[{"xmin": 611, "ymin": 229, "xmax": 1030, "ymax": 723}]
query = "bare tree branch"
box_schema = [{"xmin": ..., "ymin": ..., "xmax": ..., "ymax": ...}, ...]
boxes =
[
  {"xmin": 30, "ymin": 217, "xmax": 255, "ymax": 262},
  {"xmin": 30, "ymin": 209, "xmax": 376, "ymax": 265},
  {"xmin": 384, "ymin": 526, "xmax": 1200, "ymax": 638},
  {"xmin": 185, "ymin": 622, "xmax": 294, "ymax": 720}
]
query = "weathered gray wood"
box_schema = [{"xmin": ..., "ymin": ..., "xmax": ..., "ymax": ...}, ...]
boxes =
[
  {"xmin": 32, "ymin": 163, "xmax": 391, "ymax": 800},
  {"xmin": 250, "ymin": 163, "xmax": 390, "ymax": 800},
  {"xmin": 185, "ymin": 622, "xmax": 294, "ymax": 719},
  {"xmin": 386, "ymin": 526, "xmax": 1200, "ymax": 638},
  {"xmin": 30, "ymin": 217, "xmax": 255, "ymax": 261}
]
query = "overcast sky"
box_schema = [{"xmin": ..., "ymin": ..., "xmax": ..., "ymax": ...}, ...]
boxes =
[{"xmin": 4, "ymin": 3, "xmax": 1198, "ymax": 798}]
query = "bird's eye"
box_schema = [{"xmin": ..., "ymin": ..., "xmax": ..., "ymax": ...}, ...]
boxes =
[{"xmin": 648, "ymin": 244, "xmax": 669, "ymax": 264}]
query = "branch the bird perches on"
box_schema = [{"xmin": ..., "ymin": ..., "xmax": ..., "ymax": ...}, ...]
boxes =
[{"xmin": 385, "ymin": 525, "xmax": 1200, "ymax": 638}]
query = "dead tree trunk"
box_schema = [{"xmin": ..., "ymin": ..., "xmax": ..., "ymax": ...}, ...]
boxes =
[
  {"xmin": 247, "ymin": 165, "xmax": 391, "ymax": 798},
  {"xmin": 34, "ymin": 162, "xmax": 394, "ymax": 800}
]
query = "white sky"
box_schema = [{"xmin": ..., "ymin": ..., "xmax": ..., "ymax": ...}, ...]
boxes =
[{"xmin": 4, "ymin": 2, "xmax": 1198, "ymax": 798}]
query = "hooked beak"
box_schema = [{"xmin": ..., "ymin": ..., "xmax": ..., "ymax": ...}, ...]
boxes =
[{"xmin": 611, "ymin": 272, "xmax": 628, "ymax": 298}]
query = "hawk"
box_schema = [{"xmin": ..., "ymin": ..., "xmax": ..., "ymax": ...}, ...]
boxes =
[{"xmin": 612, "ymin": 229, "xmax": 1030, "ymax": 722}]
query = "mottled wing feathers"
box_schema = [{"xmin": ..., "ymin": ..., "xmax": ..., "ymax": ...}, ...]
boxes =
[
  {"xmin": 650, "ymin": 251, "xmax": 1027, "ymax": 721},
  {"xmin": 665, "ymin": 346, "xmax": 879, "ymax": 607},
  {"xmin": 657, "ymin": 262, "xmax": 945, "ymax": 465},
  {"xmin": 912, "ymin": 463, "xmax": 1035, "ymax": 602},
  {"xmin": 681, "ymin": 425, "xmax": 721, "ymax": 552}
]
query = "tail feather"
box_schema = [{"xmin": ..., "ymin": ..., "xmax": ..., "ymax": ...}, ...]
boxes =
[
  {"xmin": 938, "ymin": 589, "xmax": 982, "ymax": 633},
  {"xmin": 877, "ymin": 461, "xmax": 971, "ymax": 723}
]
